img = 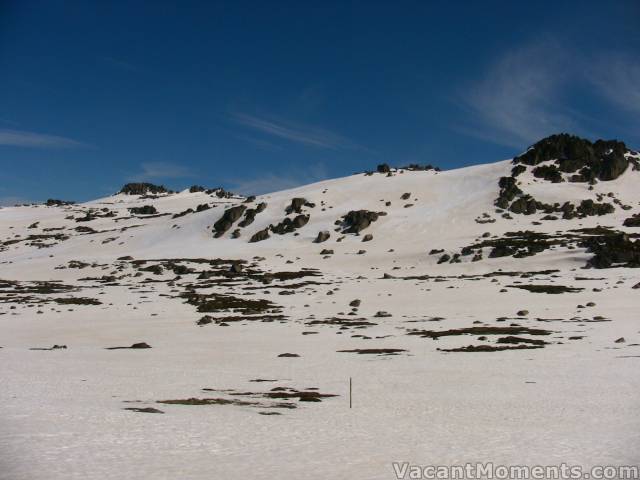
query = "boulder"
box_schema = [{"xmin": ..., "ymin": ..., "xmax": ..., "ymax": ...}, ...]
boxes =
[
  {"xmin": 314, "ymin": 231, "xmax": 330, "ymax": 243},
  {"xmin": 341, "ymin": 210, "xmax": 381, "ymax": 234},
  {"xmin": 249, "ymin": 228, "xmax": 270, "ymax": 243}
]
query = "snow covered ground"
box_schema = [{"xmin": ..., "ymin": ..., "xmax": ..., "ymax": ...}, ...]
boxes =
[{"xmin": 1, "ymin": 153, "xmax": 639, "ymax": 479}]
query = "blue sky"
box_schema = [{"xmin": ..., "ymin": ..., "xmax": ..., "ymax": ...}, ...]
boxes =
[{"xmin": 1, "ymin": 1, "xmax": 640, "ymax": 204}]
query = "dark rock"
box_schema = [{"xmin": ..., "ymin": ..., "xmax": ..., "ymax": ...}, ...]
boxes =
[
  {"xmin": 285, "ymin": 198, "xmax": 311, "ymax": 214},
  {"xmin": 128, "ymin": 205, "xmax": 158, "ymax": 215},
  {"xmin": 437, "ymin": 254, "xmax": 451, "ymax": 264},
  {"xmin": 349, "ymin": 299, "xmax": 361, "ymax": 307},
  {"xmin": 229, "ymin": 263, "xmax": 243, "ymax": 274},
  {"xmin": 376, "ymin": 163, "xmax": 391, "ymax": 173},
  {"xmin": 238, "ymin": 208, "xmax": 257, "ymax": 228},
  {"xmin": 130, "ymin": 342, "xmax": 151, "ymax": 349},
  {"xmin": 320, "ymin": 249, "xmax": 334, "ymax": 255},
  {"xmin": 623, "ymin": 214, "xmax": 640, "ymax": 227},
  {"xmin": 582, "ymin": 232, "xmax": 640, "ymax": 268},
  {"xmin": 271, "ymin": 215, "xmax": 309, "ymax": 235},
  {"xmin": 401, "ymin": 192, "xmax": 411, "ymax": 200},
  {"xmin": 119, "ymin": 183, "xmax": 168, "ymax": 195},
  {"xmin": 513, "ymin": 133, "xmax": 629, "ymax": 181},
  {"xmin": 249, "ymin": 228, "xmax": 270, "ymax": 243},
  {"xmin": 362, "ymin": 233, "xmax": 373, "ymax": 242},
  {"xmin": 615, "ymin": 337, "xmax": 626, "ymax": 343},
  {"xmin": 532, "ymin": 164, "xmax": 564, "ymax": 183},
  {"xmin": 213, "ymin": 205, "xmax": 247, "ymax": 237},
  {"xmin": 341, "ymin": 210, "xmax": 381, "ymax": 234},
  {"xmin": 314, "ymin": 231, "xmax": 330, "ymax": 243},
  {"xmin": 46, "ymin": 199, "xmax": 74, "ymax": 206}
]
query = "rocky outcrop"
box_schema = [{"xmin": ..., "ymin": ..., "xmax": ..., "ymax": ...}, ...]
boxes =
[
  {"xmin": 285, "ymin": 198, "xmax": 315, "ymax": 214},
  {"xmin": 623, "ymin": 214, "xmax": 640, "ymax": 227},
  {"xmin": 213, "ymin": 205, "xmax": 246, "ymax": 237},
  {"xmin": 119, "ymin": 183, "xmax": 168, "ymax": 195},
  {"xmin": 271, "ymin": 215, "xmax": 309, "ymax": 235},
  {"xmin": 495, "ymin": 177, "xmax": 523, "ymax": 209},
  {"xmin": 249, "ymin": 228, "xmax": 270, "ymax": 243},
  {"xmin": 128, "ymin": 205, "xmax": 158, "ymax": 215},
  {"xmin": 45, "ymin": 199, "xmax": 74, "ymax": 206},
  {"xmin": 532, "ymin": 164, "xmax": 563, "ymax": 183},
  {"xmin": 583, "ymin": 233, "xmax": 640, "ymax": 268},
  {"xmin": 238, "ymin": 208, "xmax": 258, "ymax": 228},
  {"xmin": 514, "ymin": 134, "xmax": 629, "ymax": 182},
  {"xmin": 341, "ymin": 210, "xmax": 383, "ymax": 234}
]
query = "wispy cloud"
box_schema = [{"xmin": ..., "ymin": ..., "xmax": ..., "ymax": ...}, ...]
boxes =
[
  {"xmin": 229, "ymin": 163, "xmax": 329, "ymax": 196},
  {"xmin": 588, "ymin": 53, "xmax": 640, "ymax": 114},
  {"xmin": 0, "ymin": 129, "xmax": 87, "ymax": 148},
  {"xmin": 231, "ymin": 112, "xmax": 366, "ymax": 151},
  {"xmin": 459, "ymin": 40, "xmax": 579, "ymax": 149},
  {"xmin": 128, "ymin": 162, "xmax": 195, "ymax": 181}
]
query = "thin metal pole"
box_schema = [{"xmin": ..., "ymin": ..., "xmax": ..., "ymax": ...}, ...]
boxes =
[{"xmin": 349, "ymin": 377, "xmax": 352, "ymax": 408}]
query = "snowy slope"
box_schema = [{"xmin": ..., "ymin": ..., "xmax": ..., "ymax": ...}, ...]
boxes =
[{"xmin": 1, "ymin": 138, "xmax": 640, "ymax": 479}]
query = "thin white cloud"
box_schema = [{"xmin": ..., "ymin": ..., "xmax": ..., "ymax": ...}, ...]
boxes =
[
  {"xmin": 0, "ymin": 129, "xmax": 87, "ymax": 148},
  {"xmin": 229, "ymin": 163, "xmax": 329, "ymax": 196},
  {"xmin": 231, "ymin": 112, "xmax": 366, "ymax": 151},
  {"xmin": 588, "ymin": 54, "xmax": 640, "ymax": 113},
  {"xmin": 129, "ymin": 162, "xmax": 195, "ymax": 181},
  {"xmin": 460, "ymin": 40, "xmax": 579, "ymax": 149}
]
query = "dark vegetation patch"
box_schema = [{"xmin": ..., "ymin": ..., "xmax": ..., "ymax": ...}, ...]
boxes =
[
  {"xmin": 54, "ymin": 297, "xmax": 102, "ymax": 305},
  {"xmin": 338, "ymin": 348, "xmax": 407, "ymax": 355},
  {"xmin": 2, "ymin": 233, "xmax": 70, "ymax": 249},
  {"xmin": 386, "ymin": 269, "xmax": 560, "ymax": 282},
  {"xmin": 106, "ymin": 342, "xmax": 152, "ymax": 350},
  {"xmin": 438, "ymin": 344, "xmax": 544, "ymax": 352},
  {"xmin": 496, "ymin": 336, "xmax": 549, "ymax": 346},
  {"xmin": 407, "ymin": 326, "xmax": 552, "ymax": 339},
  {"xmin": 508, "ymin": 284, "xmax": 583, "ymax": 294},
  {"xmin": 29, "ymin": 344, "xmax": 67, "ymax": 351},
  {"xmin": 182, "ymin": 292, "xmax": 280, "ymax": 315},
  {"xmin": 156, "ymin": 384, "xmax": 338, "ymax": 412},
  {"xmin": 124, "ymin": 407, "xmax": 164, "ymax": 414},
  {"xmin": 306, "ymin": 317, "xmax": 377, "ymax": 329}
]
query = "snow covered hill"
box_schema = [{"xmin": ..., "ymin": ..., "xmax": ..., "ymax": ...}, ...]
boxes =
[{"xmin": 1, "ymin": 134, "xmax": 639, "ymax": 479}]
